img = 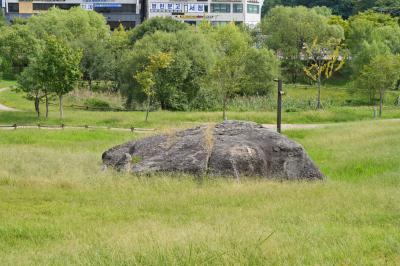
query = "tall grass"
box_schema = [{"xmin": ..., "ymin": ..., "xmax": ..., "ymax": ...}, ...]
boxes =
[{"xmin": 0, "ymin": 120, "xmax": 399, "ymax": 265}]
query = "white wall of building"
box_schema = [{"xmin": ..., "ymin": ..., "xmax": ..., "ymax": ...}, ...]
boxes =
[{"xmin": 147, "ymin": 0, "xmax": 262, "ymax": 26}]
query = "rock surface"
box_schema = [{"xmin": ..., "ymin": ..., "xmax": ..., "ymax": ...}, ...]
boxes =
[{"xmin": 102, "ymin": 121, "xmax": 324, "ymax": 180}]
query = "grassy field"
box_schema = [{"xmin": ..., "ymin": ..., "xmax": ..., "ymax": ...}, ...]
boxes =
[
  {"xmin": 1, "ymin": 81, "xmax": 400, "ymax": 128},
  {"xmin": 0, "ymin": 120, "xmax": 399, "ymax": 265},
  {"xmin": 0, "ymin": 79, "xmax": 15, "ymax": 88}
]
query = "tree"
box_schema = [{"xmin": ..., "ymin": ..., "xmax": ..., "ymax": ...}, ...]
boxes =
[
  {"xmin": 120, "ymin": 29, "xmax": 215, "ymax": 111},
  {"xmin": 17, "ymin": 59, "xmax": 45, "ymax": 117},
  {"xmin": 211, "ymin": 23, "xmax": 250, "ymax": 120},
  {"xmin": 240, "ymin": 47, "xmax": 280, "ymax": 96},
  {"xmin": 109, "ymin": 25, "xmax": 131, "ymax": 92},
  {"xmin": 79, "ymin": 38, "xmax": 113, "ymax": 90},
  {"xmin": 129, "ymin": 17, "xmax": 188, "ymax": 44},
  {"xmin": 351, "ymin": 40, "xmax": 391, "ymax": 76},
  {"xmin": 0, "ymin": 24, "xmax": 40, "ymax": 76},
  {"xmin": 346, "ymin": 10, "xmax": 398, "ymax": 52},
  {"xmin": 347, "ymin": 11, "xmax": 400, "ymax": 75},
  {"xmin": 261, "ymin": 0, "xmax": 384, "ymax": 18},
  {"xmin": 37, "ymin": 36, "xmax": 82, "ymax": 119},
  {"xmin": 261, "ymin": 6, "xmax": 344, "ymax": 83},
  {"xmin": 303, "ymin": 39, "xmax": 347, "ymax": 109},
  {"xmin": 354, "ymin": 55, "xmax": 400, "ymax": 116},
  {"xmin": 27, "ymin": 7, "xmax": 110, "ymax": 43},
  {"xmin": 134, "ymin": 52, "xmax": 173, "ymax": 121},
  {"xmin": 26, "ymin": 7, "xmax": 110, "ymax": 90},
  {"xmin": 328, "ymin": 15, "xmax": 350, "ymax": 36}
]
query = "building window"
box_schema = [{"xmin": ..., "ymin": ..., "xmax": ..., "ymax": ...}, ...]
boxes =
[
  {"xmin": 8, "ymin": 3, "xmax": 19, "ymax": 12},
  {"xmin": 211, "ymin": 4, "xmax": 230, "ymax": 13},
  {"xmin": 57, "ymin": 4, "xmax": 80, "ymax": 10},
  {"xmin": 95, "ymin": 4, "xmax": 136, "ymax": 13},
  {"xmin": 232, "ymin": 4, "xmax": 243, "ymax": 13},
  {"xmin": 33, "ymin": 3, "xmax": 79, "ymax": 11},
  {"xmin": 247, "ymin": 4, "xmax": 259, "ymax": 14}
]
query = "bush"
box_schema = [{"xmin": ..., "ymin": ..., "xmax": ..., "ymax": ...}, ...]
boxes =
[{"xmin": 84, "ymin": 98, "xmax": 111, "ymax": 110}]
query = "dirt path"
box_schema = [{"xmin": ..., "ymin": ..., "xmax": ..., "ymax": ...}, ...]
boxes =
[
  {"xmin": 0, "ymin": 88, "xmax": 17, "ymax": 111},
  {"xmin": 262, "ymin": 123, "xmax": 328, "ymax": 130}
]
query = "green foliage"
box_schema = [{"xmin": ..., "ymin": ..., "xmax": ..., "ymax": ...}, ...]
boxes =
[
  {"xmin": 211, "ymin": 24, "xmax": 278, "ymax": 117},
  {"xmin": 79, "ymin": 38, "xmax": 114, "ymax": 89},
  {"xmin": 212, "ymin": 24, "xmax": 245, "ymax": 115},
  {"xmin": 121, "ymin": 29, "xmax": 216, "ymax": 111},
  {"xmin": 347, "ymin": 11, "xmax": 400, "ymax": 75},
  {"xmin": 38, "ymin": 36, "xmax": 82, "ymax": 96},
  {"xmin": 35, "ymin": 36, "xmax": 82, "ymax": 118},
  {"xmin": 84, "ymin": 98, "xmax": 111, "ymax": 110},
  {"xmin": 303, "ymin": 39, "xmax": 347, "ymax": 109},
  {"xmin": 0, "ymin": 25, "xmax": 40, "ymax": 76},
  {"xmin": 240, "ymin": 47, "xmax": 280, "ymax": 96},
  {"xmin": 328, "ymin": 15, "xmax": 350, "ymax": 35},
  {"xmin": 353, "ymin": 55, "xmax": 400, "ymax": 111},
  {"xmin": 347, "ymin": 10, "xmax": 399, "ymax": 51},
  {"xmin": 134, "ymin": 51, "xmax": 173, "ymax": 121},
  {"xmin": 17, "ymin": 57, "xmax": 45, "ymax": 116},
  {"xmin": 4, "ymin": 5, "xmax": 400, "ymax": 117},
  {"xmin": 25, "ymin": 7, "xmax": 113, "ymax": 91},
  {"xmin": 261, "ymin": 0, "xmax": 396, "ymax": 18},
  {"xmin": 26, "ymin": 7, "xmax": 110, "ymax": 43},
  {"xmin": 261, "ymin": 6, "xmax": 344, "ymax": 82},
  {"xmin": 129, "ymin": 17, "xmax": 189, "ymax": 44},
  {"xmin": 0, "ymin": 10, "xmax": 6, "ymax": 28},
  {"xmin": 351, "ymin": 40, "xmax": 391, "ymax": 75},
  {"xmin": 303, "ymin": 39, "xmax": 346, "ymax": 82},
  {"xmin": 109, "ymin": 25, "xmax": 132, "ymax": 91}
]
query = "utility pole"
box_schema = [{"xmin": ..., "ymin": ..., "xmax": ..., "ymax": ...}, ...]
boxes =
[{"xmin": 277, "ymin": 79, "xmax": 283, "ymax": 133}]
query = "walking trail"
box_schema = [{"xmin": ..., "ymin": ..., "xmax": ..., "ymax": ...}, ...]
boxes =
[
  {"xmin": 262, "ymin": 123, "xmax": 326, "ymax": 130},
  {"xmin": 0, "ymin": 88, "xmax": 17, "ymax": 111}
]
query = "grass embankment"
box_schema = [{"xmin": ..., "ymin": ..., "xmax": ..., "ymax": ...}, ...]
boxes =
[
  {"xmin": 0, "ymin": 120, "xmax": 399, "ymax": 264},
  {"xmin": 0, "ymin": 80, "xmax": 15, "ymax": 89},
  {"xmin": 1, "ymin": 82, "xmax": 400, "ymax": 128}
]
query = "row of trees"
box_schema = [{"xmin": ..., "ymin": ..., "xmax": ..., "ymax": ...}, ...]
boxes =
[
  {"xmin": 0, "ymin": 8, "xmax": 111, "ymax": 118},
  {"xmin": 261, "ymin": 6, "xmax": 400, "ymax": 113},
  {"xmin": 1, "ymin": 5, "xmax": 399, "ymax": 118},
  {"xmin": 0, "ymin": 8, "xmax": 279, "ymax": 120},
  {"xmin": 262, "ymin": 0, "xmax": 400, "ymax": 18}
]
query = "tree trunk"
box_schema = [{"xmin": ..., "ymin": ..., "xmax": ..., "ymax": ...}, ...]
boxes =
[
  {"xmin": 88, "ymin": 79, "xmax": 92, "ymax": 91},
  {"xmin": 145, "ymin": 95, "xmax": 150, "ymax": 122},
  {"xmin": 59, "ymin": 94, "xmax": 64, "ymax": 119},
  {"xmin": 222, "ymin": 94, "xmax": 228, "ymax": 121},
  {"xmin": 45, "ymin": 92, "xmax": 49, "ymax": 118},
  {"xmin": 34, "ymin": 95, "xmax": 40, "ymax": 118},
  {"xmin": 379, "ymin": 89, "xmax": 384, "ymax": 117},
  {"xmin": 316, "ymin": 75, "xmax": 321, "ymax": 110}
]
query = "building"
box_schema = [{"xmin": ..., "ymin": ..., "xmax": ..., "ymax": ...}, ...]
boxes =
[
  {"xmin": 147, "ymin": 0, "xmax": 263, "ymax": 27},
  {"xmin": 1, "ymin": 0, "xmax": 263, "ymax": 29},
  {"xmin": 2, "ymin": 0, "xmax": 142, "ymax": 29}
]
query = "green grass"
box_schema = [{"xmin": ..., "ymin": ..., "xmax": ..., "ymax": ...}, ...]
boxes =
[
  {"xmin": 0, "ymin": 79, "xmax": 16, "ymax": 88},
  {"xmin": 2, "ymin": 103, "xmax": 400, "ymax": 129},
  {"xmin": 1, "ymin": 86, "xmax": 400, "ymax": 128},
  {"xmin": 0, "ymin": 120, "xmax": 399, "ymax": 265}
]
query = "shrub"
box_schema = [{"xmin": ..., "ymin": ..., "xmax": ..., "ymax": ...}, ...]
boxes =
[{"xmin": 84, "ymin": 98, "xmax": 111, "ymax": 110}]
